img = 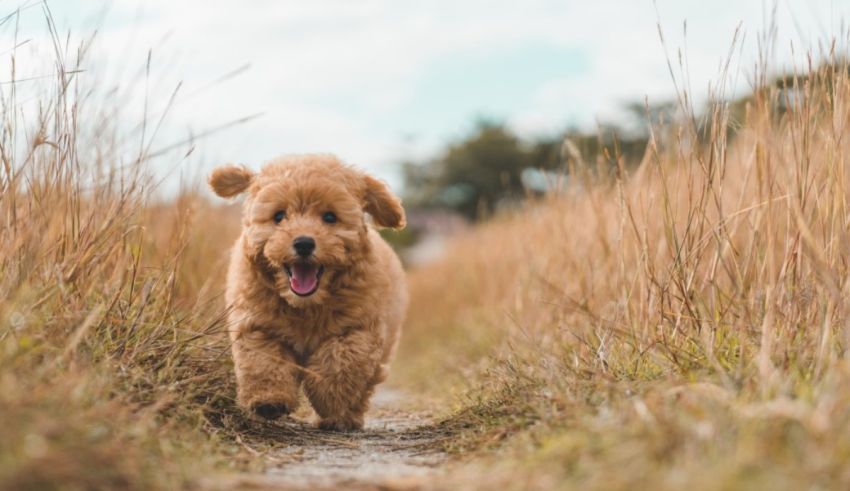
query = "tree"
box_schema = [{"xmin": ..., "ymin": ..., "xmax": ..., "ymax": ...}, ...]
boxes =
[
  {"xmin": 404, "ymin": 121, "xmax": 534, "ymax": 220},
  {"xmin": 403, "ymin": 115, "xmax": 655, "ymax": 221}
]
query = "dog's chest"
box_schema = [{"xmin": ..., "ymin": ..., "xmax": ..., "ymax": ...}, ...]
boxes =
[{"xmin": 275, "ymin": 307, "xmax": 360, "ymax": 358}]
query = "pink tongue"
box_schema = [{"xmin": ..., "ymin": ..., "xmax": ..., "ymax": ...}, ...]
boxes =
[{"xmin": 290, "ymin": 263, "xmax": 319, "ymax": 295}]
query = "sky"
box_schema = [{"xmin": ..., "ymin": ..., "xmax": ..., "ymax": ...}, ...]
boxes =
[{"xmin": 2, "ymin": 1, "xmax": 850, "ymax": 192}]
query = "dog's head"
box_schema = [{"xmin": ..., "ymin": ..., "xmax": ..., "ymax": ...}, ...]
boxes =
[{"xmin": 209, "ymin": 154, "xmax": 405, "ymax": 307}]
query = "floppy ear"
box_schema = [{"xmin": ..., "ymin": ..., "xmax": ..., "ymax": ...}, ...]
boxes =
[
  {"xmin": 362, "ymin": 175, "xmax": 406, "ymax": 229},
  {"xmin": 208, "ymin": 165, "xmax": 254, "ymax": 198}
]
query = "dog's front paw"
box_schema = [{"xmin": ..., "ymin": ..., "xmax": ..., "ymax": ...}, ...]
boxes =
[
  {"xmin": 250, "ymin": 401, "xmax": 292, "ymax": 421},
  {"xmin": 317, "ymin": 415, "xmax": 364, "ymax": 432}
]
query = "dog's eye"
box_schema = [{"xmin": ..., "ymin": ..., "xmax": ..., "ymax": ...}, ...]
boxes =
[
  {"xmin": 273, "ymin": 210, "xmax": 286, "ymax": 223},
  {"xmin": 322, "ymin": 211, "xmax": 337, "ymax": 224}
]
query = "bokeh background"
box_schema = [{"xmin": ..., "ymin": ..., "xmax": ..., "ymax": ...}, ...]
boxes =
[{"xmin": 4, "ymin": 0, "xmax": 848, "ymax": 191}]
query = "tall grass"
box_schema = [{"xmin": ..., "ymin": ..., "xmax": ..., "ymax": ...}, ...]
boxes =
[
  {"xmin": 0, "ymin": 11, "xmax": 252, "ymax": 489},
  {"xmin": 399, "ymin": 38, "xmax": 850, "ymax": 489}
]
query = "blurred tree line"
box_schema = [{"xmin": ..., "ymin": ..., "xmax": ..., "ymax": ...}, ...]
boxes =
[
  {"xmin": 402, "ymin": 62, "xmax": 847, "ymax": 222},
  {"xmin": 402, "ymin": 114, "xmax": 657, "ymax": 220}
]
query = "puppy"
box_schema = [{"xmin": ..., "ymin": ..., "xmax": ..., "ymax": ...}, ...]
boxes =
[{"xmin": 209, "ymin": 154, "xmax": 408, "ymax": 431}]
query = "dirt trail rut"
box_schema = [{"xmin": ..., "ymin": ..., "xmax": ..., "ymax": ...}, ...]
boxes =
[{"xmin": 258, "ymin": 387, "xmax": 448, "ymax": 490}]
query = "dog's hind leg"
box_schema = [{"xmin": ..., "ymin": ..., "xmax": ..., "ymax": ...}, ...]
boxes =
[
  {"xmin": 302, "ymin": 328, "xmax": 384, "ymax": 431},
  {"xmin": 232, "ymin": 326, "xmax": 302, "ymax": 420}
]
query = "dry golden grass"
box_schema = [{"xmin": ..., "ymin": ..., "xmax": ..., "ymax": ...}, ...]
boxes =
[
  {"xmin": 0, "ymin": 132, "xmax": 239, "ymax": 489},
  {"xmin": 397, "ymin": 53, "xmax": 850, "ymax": 489},
  {"xmin": 0, "ymin": 16, "xmax": 262, "ymax": 488}
]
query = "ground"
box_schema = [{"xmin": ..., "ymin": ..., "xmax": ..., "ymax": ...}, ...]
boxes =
[{"xmin": 206, "ymin": 387, "xmax": 448, "ymax": 490}]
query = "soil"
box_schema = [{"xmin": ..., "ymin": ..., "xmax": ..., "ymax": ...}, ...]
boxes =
[{"xmin": 211, "ymin": 387, "xmax": 449, "ymax": 491}]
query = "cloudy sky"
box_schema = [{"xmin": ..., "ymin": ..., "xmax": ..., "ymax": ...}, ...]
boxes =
[{"xmin": 3, "ymin": 1, "xmax": 850, "ymax": 191}]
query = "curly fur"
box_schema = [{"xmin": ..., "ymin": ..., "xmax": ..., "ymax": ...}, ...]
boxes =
[{"xmin": 210, "ymin": 154, "xmax": 408, "ymax": 431}]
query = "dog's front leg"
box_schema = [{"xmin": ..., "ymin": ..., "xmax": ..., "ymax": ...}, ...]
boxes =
[
  {"xmin": 303, "ymin": 328, "xmax": 384, "ymax": 431},
  {"xmin": 231, "ymin": 326, "xmax": 302, "ymax": 420}
]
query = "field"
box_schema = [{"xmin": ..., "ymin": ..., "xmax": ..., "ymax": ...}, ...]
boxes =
[{"xmin": 3, "ymin": 23, "xmax": 850, "ymax": 491}]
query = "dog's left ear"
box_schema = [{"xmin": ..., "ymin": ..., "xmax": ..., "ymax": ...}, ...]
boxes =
[{"xmin": 362, "ymin": 175, "xmax": 406, "ymax": 229}]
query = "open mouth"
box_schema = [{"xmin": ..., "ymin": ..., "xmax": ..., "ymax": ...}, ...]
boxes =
[{"xmin": 284, "ymin": 262, "xmax": 324, "ymax": 297}]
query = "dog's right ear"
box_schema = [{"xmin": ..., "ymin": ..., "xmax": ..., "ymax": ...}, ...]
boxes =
[{"xmin": 208, "ymin": 165, "xmax": 254, "ymax": 198}]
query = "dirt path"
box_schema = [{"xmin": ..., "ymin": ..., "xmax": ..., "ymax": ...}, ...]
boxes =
[{"xmin": 225, "ymin": 387, "xmax": 448, "ymax": 490}]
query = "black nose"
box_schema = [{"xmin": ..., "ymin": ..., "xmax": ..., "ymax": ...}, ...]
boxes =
[{"xmin": 293, "ymin": 236, "xmax": 316, "ymax": 257}]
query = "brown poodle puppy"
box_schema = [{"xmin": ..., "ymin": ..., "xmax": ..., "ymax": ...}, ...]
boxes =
[{"xmin": 209, "ymin": 154, "xmax": 407, "ymax": 431}]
